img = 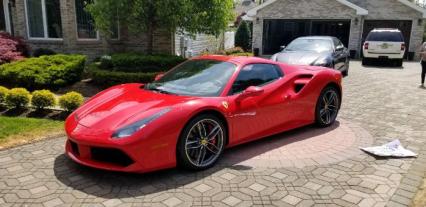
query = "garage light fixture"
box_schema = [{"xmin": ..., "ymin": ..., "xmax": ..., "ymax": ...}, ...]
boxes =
[
  {"xmin": 418, "ymin": 19, "xmax": 423, "ymax": 26},
  {"xmin": 354, "ymin": 18, "xmax": 359, "ymax": 26}
]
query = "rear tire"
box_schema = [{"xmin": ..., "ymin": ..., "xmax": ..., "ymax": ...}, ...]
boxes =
[
  {"xmin": 362, "ymin": 58, "xmax": 369, "ymax": 66},
  {"xmin": 315, "ymin": 86, "xmax": 340, "ymax": 127},
  {"xmin": 395, "ymin": 59, "xmax": 403, "ymax": 67},
  {"xmin": 176, "ymin": 114, "xmax": 226, "ymax": 170}
]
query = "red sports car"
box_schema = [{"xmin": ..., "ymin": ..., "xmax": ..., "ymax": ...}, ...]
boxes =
[{"xmin": 65, "ymin": 55, "xmax": 342, "ymax": 173}]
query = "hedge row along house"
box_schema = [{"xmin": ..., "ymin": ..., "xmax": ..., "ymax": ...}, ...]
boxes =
[
  {"xmin": 245, "ymin": 0, "xmax": 426, "ymax": 60},
  {"xmin": 0, "ymin": 0, "xmax": 222, "ymax": 59}
]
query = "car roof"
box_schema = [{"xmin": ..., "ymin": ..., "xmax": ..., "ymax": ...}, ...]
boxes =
[
  {"xmin": 296, "ymin": 36, "xmax": 334, "ymax": 40},
  {"xmin": 193, "ymin": 55, "xmax": 275, "ymax": 65},
  {"xmin": 371, "ymin": 28, "xmax": 401, "ymax": 32}
]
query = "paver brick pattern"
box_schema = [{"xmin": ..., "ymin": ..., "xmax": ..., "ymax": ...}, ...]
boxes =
[{"xmin": 0, "ymin": 61, "xmax": 425, "ymax": 206}]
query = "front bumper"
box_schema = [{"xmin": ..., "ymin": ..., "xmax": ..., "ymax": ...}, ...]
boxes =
[
  {"xmin": 65, "ymin": 138, "xmax": 145, "ymax": 172},
  {"xmin": 363, "ymin": 50, "xmax": 404, "ymax": 59}
]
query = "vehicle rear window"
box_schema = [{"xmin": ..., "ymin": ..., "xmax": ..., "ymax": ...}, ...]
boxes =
[{"xmin": 366, "ymin": 31, "xmax": 404, "ymax": 42}]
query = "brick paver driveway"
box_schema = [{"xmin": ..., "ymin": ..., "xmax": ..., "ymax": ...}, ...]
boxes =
[{"xmin": 1, "ymin": 61, "xmax": 425, "ymax": 207}]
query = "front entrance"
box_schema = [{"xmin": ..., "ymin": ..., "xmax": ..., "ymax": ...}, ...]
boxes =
[{"xmin": 262, "ymin": 19, "xmax": 351, "ymax": 55}]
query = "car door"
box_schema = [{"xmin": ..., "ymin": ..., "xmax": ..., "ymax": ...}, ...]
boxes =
[
  {"xmin": 332, "ymin": 38, "xmax": 347, "ymax": 71},
  {"xmin": 228, "ymin": 63, "xmax": 288, "ymax": 144}
]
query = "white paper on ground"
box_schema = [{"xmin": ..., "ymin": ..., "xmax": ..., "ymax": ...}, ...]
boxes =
[{"xmin": 360, "ymin": 139, "xmax": 417, "ymax": 157}]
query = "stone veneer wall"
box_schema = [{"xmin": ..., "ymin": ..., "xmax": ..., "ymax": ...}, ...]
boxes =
[
  {"xmin": 252, "ymin": 0, "xmax": 425, "ymax": 59},
  {"xmin": 10, "ymin": 0, "xmax": 173, "ymax": 60}
]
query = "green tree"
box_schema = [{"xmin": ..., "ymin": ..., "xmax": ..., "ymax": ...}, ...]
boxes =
[
  {"xmin": 235, "ymin": 21, "xmax": 251, "ymax": 51},
  {"xmin": 86, "ymin": 0, "xmax": 234, "ymax": 54}
]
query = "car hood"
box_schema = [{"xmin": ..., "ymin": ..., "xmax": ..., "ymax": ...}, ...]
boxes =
[
  {"xmin": 273, "ymin": 51, "xmax": 329, "ymax": 65},
  {"xmin": 74, "ymin": 84, "xmax": 195, "ymax": 131}
]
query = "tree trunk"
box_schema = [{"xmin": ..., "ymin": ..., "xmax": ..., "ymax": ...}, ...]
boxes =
[
  {"xmin": 147, "ymin": 22, "xmax": 154, "ymax": 55},
  {"xmin": 146, "ymin": 0, "xmax": 155, "ymax": 55}
]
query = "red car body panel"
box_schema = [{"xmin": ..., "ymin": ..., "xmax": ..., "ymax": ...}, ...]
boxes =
[{"xmin": 65, "ymin": 55, "xmax": 342, "ymax": 173}]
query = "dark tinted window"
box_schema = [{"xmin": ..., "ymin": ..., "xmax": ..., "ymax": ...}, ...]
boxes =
[
  {"xmin": 230, "ymin": 64, "xmax": 283, "ymax": 95},
  {"xmin": 366, "ymin": 31, "xmax": 404, "ymax": 42}
]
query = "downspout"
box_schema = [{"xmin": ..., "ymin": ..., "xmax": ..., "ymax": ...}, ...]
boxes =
[{"xmin": 357, "ymin": 15, "xmax": 365, "ymax": 59}]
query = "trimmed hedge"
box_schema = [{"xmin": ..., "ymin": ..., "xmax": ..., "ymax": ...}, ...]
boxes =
[
  {"xmin": 31, "ymin": 90, "xmax": 56, "ymax": 109},
  {"xmin": 229, "ymin": 52, "xmax": 254, "ymax": 56},
  {"xmin": 59, "ymin": 91, "xmax": 84, "ymax": 112},
  {"xmin": 6, "ymin": 88, "xmax": 31, "ymax": 108},
  {"xmin": 108, "ymin": 53, "xmax": 186, "ymax": 72},
  {"xmin": 89, "ymin": 64, "xmax": 158, "ymax": 87},
  {"xmin": 0, "ymin": 54, "xmax": 86, "ymax": 89},
  {"xmin": 0, "ymin": 86, "xmax": 8, "ymax": 104}
]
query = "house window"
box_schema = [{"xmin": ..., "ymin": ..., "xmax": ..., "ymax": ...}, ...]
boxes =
[
  {"xmin": 0, "ymin": 1, "xmax": 6, "ymax": 31},
  {"xmin": 75, "ymin": 0, "xmax": 97, "ymax": 39},
  {"xmin": 75, "ymin": 0, "xmax": 120, "ymax": 40},
  {"xmin": 26, "ymin": 0, "xmax": 62, "ymax": 39}
]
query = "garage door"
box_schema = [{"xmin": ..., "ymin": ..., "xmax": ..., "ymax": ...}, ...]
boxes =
[
  {"xmin": 362, "ymin": 20, "xmax": 412, "ymax": 58},
  {"xmin": 262, "ymin": 19, "xmax": 351, "ymax": 55}
]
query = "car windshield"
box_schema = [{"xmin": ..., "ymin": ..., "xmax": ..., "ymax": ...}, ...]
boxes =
[
  {"xmin": 366, "ymin": 31, "xmax": 404, "ymax": 42},
  {"xmin": 285, "ymin": 39, "xmax": 332, "ymax": 52},
  {"xmin": 145, "ymin": 59, "xmax": 237, "ymax": 97}
]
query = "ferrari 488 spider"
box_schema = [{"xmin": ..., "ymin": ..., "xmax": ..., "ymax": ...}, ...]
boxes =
[{"xmin": 65, "ymin": 55, "xmax": 342, "ymax": 173}]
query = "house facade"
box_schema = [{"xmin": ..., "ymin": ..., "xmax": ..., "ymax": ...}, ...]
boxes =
[
  {"xmin": 0, "ymin": 0, "xmax": 220, "ymax": 59},
  {"xmin": 247, "ymin": 0, "xmax": 426, "ymax": 59}
]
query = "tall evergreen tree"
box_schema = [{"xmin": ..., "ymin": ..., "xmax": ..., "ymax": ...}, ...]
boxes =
[{"xmin": 235, "ymin": 21, "xmax": 251, "ymax": 51}]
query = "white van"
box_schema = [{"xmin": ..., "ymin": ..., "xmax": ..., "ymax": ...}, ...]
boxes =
[{"xmin": 362, "ymin": 28, "xmax": 405, "ymax": 66}]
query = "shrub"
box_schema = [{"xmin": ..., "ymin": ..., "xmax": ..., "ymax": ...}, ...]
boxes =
[
  {"xmin": 109, "ymin": 53, "xmax": 186, "ymax": 72},
  {"xmin": 5, "ymin": 88, "xmax": 31, "ymax": 108},
  {"xmin": 0, "ymin": 86, "xmax": 8, "ymax": 104},
  {"xmin": 0, "ymin": 54, "xmax": 86, "ymax": 89},
  {"xmin": 0, "ymin": 32, "xmax": 29, "ymax": 64},
  {"xmin": 33, "ymin": 48, "xmax": 56, "ymax": 57},
  {"xmin": 31, "ymin": 90, "xmax": 56, "ymax": 109},
  {"xmin": 229, "ymin": 52, "xmax": 254, "ymax": 56},
  {"xmin": 99, "ymin": 55, "xmax": 113, "ymax": 69},
  {"xmin": 225, "ymin": 47, "xmax": 245, "ymax": 55},
  {"xmin": 235, "ymin": 21, "xmax": 251, "ymax": 51},
  {"xmin": 59, "ymin": 92, "xmax": 84, "ymax": 112},
  {"xmin": 88, "ymin": 65, "xmax": 158, "ymax": 87}
]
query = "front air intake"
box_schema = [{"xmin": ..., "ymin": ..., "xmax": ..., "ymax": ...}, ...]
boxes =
[{"xmin": 91, "ymin": 147, "xmax": 134, "ymax": 167}]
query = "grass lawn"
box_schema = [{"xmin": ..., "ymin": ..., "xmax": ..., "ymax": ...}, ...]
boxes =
[{"xmin": 0, "ymin": 116, "xmax": 64, "ymax": 149}]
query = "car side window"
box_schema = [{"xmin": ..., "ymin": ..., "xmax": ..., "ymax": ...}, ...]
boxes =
[
  {"xmin": 332, "ymin": 38, "xmax": 340, "ymax": 49},
  {"xmin": 230, "ymin": 64, "xmax": 283, "ymax": 95},
  {"xmin": 338, "ymin": 40, "xmax": 344, "ymax": 48}
]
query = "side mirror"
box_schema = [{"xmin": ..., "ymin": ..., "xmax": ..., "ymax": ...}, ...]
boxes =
[
  {"xmin": 280, "ymin": 45, "xmax": 286, "ymax": 50},
  {"xmin": 236, "ymin": 86, "xmax": 264, "ymax": 102},
  {"xmin": 336, "ymin": 46, "xmax": 344, "ymax": 51},
  {"xmin": 154, "ymin": 73, "xmax": 164, "ymax": 81}
]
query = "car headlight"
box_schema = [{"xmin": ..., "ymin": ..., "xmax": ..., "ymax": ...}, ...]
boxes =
[
  {"xmin": 112, "ymin": 108, "xmax": 171, "ymax": 139},
  {"xmin": 312, "ymin": 57, "xmax": 332, "ymax": 67}
]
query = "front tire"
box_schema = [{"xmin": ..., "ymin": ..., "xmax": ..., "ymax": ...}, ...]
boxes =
[
  {"xmin": 177, "ymin": 114, "xmax": 226, "ymax": 170},
  {"xmin": 315, "ymin": 86, "xmax": 340, "ymax": 127}
]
